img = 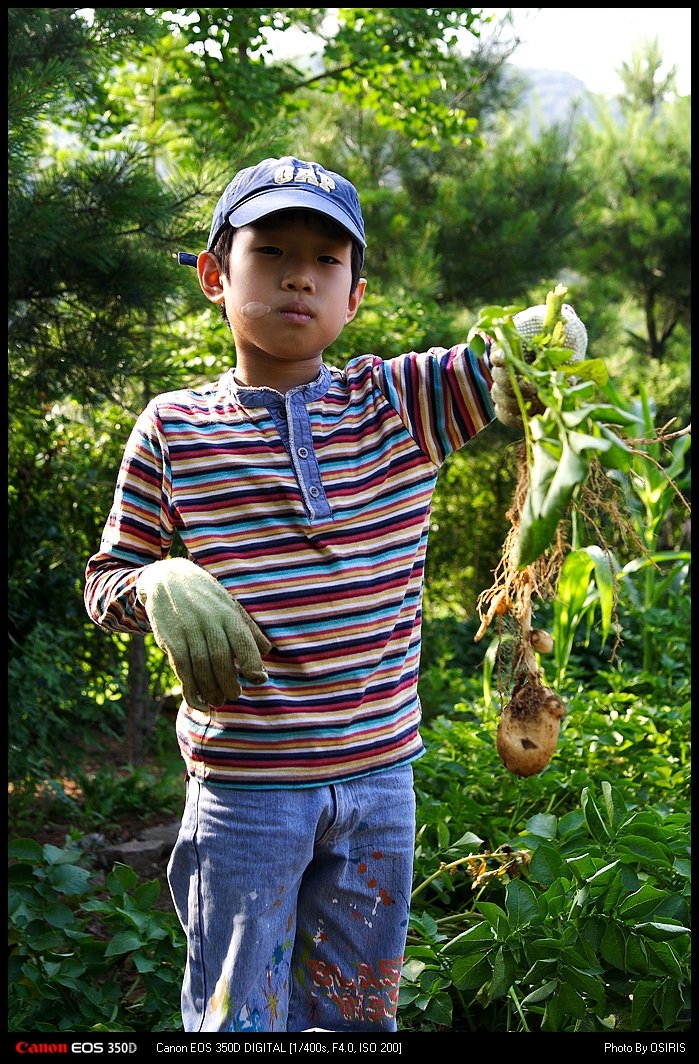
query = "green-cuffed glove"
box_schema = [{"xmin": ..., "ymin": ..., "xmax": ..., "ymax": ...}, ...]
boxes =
[
  {"xmin": 136, "ymin": 557, "xmax": 271, "ymax": 710},
  {"xmin": 490, "ymin": 302, "xmax": 588, "ymax": 428}
]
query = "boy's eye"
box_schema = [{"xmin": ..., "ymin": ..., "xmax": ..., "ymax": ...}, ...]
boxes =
[{"xmin": 256, "ymin": 246, "xmax": 341, "ymax": 265}]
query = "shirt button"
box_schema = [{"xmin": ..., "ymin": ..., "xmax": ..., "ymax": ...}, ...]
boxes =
[
  {"xmin": 308, "ymin": 486, "xmax": 320, "ymax": 498},
  {"xmin": 297, "ymin": 446, "xmax": 309, "ymax": 459}
]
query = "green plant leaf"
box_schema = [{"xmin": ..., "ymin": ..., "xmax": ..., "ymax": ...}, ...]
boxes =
[
  {"xmin": 616, "ymin": 836, "xmax": 672, "ymax": 866},
  {"xmin": 530, "ymin": 843, "xmax": 569, "ymax": 886},
  {"xmin": 447, "ymin": 830, "xmax": 484, "ymax": 850},
  {"xmin": 107, "ymin": 863, "xmax": 139, "ymax": 893},
  {"xmin": 133, "ymin": 880, "xmax": 162, "ymax": 910},
  {"xmin": 43, "ymin": 843, "xmax": 83, "ymax": 866},
  {"xmin": 645, "ymin": 940, "xmax": 685, "ymax": 981},
  {"xmin": 630, "ymin": 981, "xmax": 659, "ymax": 1030},
  {"xmin": 618, "ymin": 884, "xmax": 670, "ymax": 921},
  {"xmin": 567, "ymin": 427, "xmax": 614, "ymax": 456},
  {"xmin": 601, "ymin": 781, "xmax": 627, "ymax": 829},
  {"xmin": 521, "ymin": 978, "xmax": 557, "ymax": 1005},
  {"xmin": 420, "ymin": 968, "xmax": 449, "ymax": 993},
  {"xmin": 581, "ymin": 788, "xmax": 612, "ymax": 844},
  {"xmin": 542, "ymin": 991, "xmax": 568, "ymax": 1031},
  {"xmin": 595, "ymin": 868, "xmax": 628, "ymax": 912},
  {"xmin": 468, "ymin": 332, "xmax": 486, "ymax": 358},
  {"xmin": 600, "ymin": 921, "xmax": 626, "ymax": 967},
  {"xmin": 585, "ymin": 861, "xmax": 622, "ymax": 899},
  {"xmin": 563, "ymin": 357, "xmax": 608, "ymax": 386},
  {"xmin": 557, "ymin": 981, "xmax": 588, "ymax": 1020},
  {"xmin": 104, "ymin": 930, "xmax": 145, "ymax": 956},
  {"xmin": 8, "ymin": 864, "xmax": 40, "ymax": 886},
  {"xmin": 8, "ymin": 839, "xmax": 43, "ymax": 862},
  {"xmin": 634, "ymin": 921, "xmax": 691, "ymax": 942},
  {"xmin": 488, "ymin": 947, "xmax": 517, "ymax": 1000},
  {"xmin": 562, "ymin": 964, "xmax": 606, "ymax": 1003},
  {"xmin": 397, "ymin": 984, "xmax": 421, "ymax": 1006},
  {"xmin": 405, "ymin": 946, "xmax": 440, "ymax": 963},
  {"xmin": 444, "ymin": 921, "xmax": 496, "ymax": 955},
  {"xmin": 656, "ymin": 980, "xmax": 685, "ymax": 1030},
  {"xmin": 411, "ymin": 910, "xmax": 440, "ymax": 938},
  {"xmin": 539, "ymin": 877, "xmax": 570, "ymax": 916},
  {"xmin": 505, "ymin": 879, "xmax": 541, "ymax": 927},
  {"xmin": 51, "ymin": 864, "xmax": 93, "ymax": 896},
  {"xmin": 567, "ymin": 852, "xmax": 606, "ymax": 882},
  {"xmin": 525, "ymin": 812, "xmax": 558, "ymax": 839},
  {"xmin": 516, "ymin": 430, "xmax": 587, "ymax": 568},
  {"xmin": 594, "ymin": 424, "xmax": 633, "ymax": 471},
  {"xmin": 43, "ymin": 901, "xmax": 79, "ymax": 929},
  {"xmin": 401, "ymin": 957, "xmax": 428, "ymax": 981},
  {"xmin": 451, "ymin": 953, "xmax": 492, "ymax": 990},
  {"xmin": 625, "ymin": 935, "xmax": 651, "ymax": 976},
  {"xmin": 423, "ymin": 990, "xmax": 453, "ymax": 1026},
  {"xmin": 133, "ymin": 954, "xmax": 159, "ymax": 974},
  {"xmin": 474, "ymin": 900, "xmax": 510, "ymax": 936}
]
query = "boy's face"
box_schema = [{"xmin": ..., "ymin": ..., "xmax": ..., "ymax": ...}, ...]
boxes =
[{"xmin": 199, "ymin": 211, "xmax": 365, "ymax": 382}]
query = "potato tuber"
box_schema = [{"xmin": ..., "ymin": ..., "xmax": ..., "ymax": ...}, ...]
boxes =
[{"xmin": 496, "ymin": 681, "xmax": 566, "ymax": 777}]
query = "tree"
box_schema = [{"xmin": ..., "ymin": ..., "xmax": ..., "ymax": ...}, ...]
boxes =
[
  {"xmin": 8, "ymin": 8, "xmax": 186, "ymax": 408},
  {"xmin": 142, "ymin": 7, "xmax": 491, "ymax": 148},
  {"xmin": 572, "ymin": 53, "xmax": 690, "ymax": 364},
  {"xmin": 431, "ymin": 115, "xmax": 589, "ymax": 307},
  {"xmin": 617, "ymin": 35, "xmax": 680, "ymax": 115}
]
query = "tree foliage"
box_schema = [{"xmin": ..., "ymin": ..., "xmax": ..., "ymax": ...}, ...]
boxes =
[{"xmin": 574, "ymin": 96, "xmax": 690, "ymax": 362}]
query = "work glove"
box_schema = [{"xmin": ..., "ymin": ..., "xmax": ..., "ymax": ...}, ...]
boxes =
[
  {"xmin": 490, "ymin": 303, "xmax": 588, "ymax": 428},
  {"xmin": 136, "ymin": 557, "xmax": 271, "ymax": 711}
]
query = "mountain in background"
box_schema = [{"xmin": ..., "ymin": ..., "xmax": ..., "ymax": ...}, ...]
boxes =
[{"xmin": 507, "ymin": 66, "xmax": 621, "ymax": 130}]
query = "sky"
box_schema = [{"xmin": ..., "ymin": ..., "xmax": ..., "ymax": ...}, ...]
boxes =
[
  {"xmin": 264, "ymin": 8, "xmax": 691, "ymax": 99},
  {"xmin": 482, "ymin": 8, "xmax": 691, "ymax": 97}
]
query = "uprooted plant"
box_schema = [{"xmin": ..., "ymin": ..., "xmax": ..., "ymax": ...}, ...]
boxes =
[{"xmin": 467, "ymin": 285, "xmax": 690, "ymax": 777}]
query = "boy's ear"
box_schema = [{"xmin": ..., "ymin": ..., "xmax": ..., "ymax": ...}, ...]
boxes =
[
  {"xmin": 345, "ymin": 277, "xmax": 367, "ymax": 324},
  {"xmin": 197, "ymin": 251, "xmax": 225, "ymax": 303}
]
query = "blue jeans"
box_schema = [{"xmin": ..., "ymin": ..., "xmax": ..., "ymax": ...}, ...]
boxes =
[{"xmin": 167, "ymin": 766, "xmax": 416, "ymax": 1032}]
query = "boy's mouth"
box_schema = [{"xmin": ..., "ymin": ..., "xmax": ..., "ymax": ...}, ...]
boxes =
[{"xmin": 280, "ymin": 301, "xmax": 313, "ymax": 323}]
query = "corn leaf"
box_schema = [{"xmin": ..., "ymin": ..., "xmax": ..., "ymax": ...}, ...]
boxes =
[{"xmin": 516, "ymin": 430, "xmax": 587, "ymax": 568}]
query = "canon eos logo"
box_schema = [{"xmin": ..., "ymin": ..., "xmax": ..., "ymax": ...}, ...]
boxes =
[{"xmin": 15, "ymin": 1046, "xmax": 69, "ymax": 1055}]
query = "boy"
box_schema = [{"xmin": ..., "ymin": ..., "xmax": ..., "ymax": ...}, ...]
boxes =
[{"xmin": 84, "ymin": 156, "xmax": 585, "ymax": 1032}]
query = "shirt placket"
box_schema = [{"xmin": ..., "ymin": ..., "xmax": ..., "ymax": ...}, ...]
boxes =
[{"xmin": 285, "ymin": 392, "xmax": 332, "ymax": 521}]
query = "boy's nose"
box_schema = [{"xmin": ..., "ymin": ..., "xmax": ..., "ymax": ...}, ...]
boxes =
[{"xmin": 282, "ymin": 273, "xmax": 315, "ymax": 293}]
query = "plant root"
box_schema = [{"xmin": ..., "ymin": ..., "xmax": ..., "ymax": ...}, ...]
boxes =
[
  {"xmin": 474, "ymin": 442, "xmax": 563, "ymax": 652},
  {"xmin": 475, "ymin": 441, "xmax": 567, "ymax": 776}
]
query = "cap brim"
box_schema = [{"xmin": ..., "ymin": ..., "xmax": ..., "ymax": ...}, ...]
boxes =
[{"xmin": 227, "ymin": 187, "xmax": 366, "ymax": 247}]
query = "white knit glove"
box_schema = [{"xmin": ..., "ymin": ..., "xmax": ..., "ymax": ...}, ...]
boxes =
[{"xmin": 490, "ymin": 303, "xmax": 588, "ymax": 427}]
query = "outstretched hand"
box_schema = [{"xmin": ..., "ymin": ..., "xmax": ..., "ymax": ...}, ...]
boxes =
[{"xmin": 490, "ymin": 303, "xmax": 588, "ymax": 428}]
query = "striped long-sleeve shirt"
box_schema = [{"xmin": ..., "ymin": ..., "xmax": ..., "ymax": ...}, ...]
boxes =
[{"xmin": 84, "ymin": 345, "xmax": 495, "ymax": 787}]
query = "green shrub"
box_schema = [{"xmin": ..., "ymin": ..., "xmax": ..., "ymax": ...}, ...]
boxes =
[
  {"xmin": 8, "ymin": 840, "xmax": 184, "ymax": 1032},
  {"xmin": 401, "ymin": 658, "xmax": 691, "ymax": 1032},
  {"xmin": 400, "ymin": 781, "xmax": 690, "ymax": 1032}
]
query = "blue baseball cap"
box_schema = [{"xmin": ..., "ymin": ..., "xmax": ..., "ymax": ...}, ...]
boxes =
[{"xmin": 178, "ymin": 156, "xmax": 366, "ymax": 268}]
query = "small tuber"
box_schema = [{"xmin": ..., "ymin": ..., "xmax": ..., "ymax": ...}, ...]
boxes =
[{"xmin": 496, "ymin": 681, "xmax": 566, "ymax": 777}]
